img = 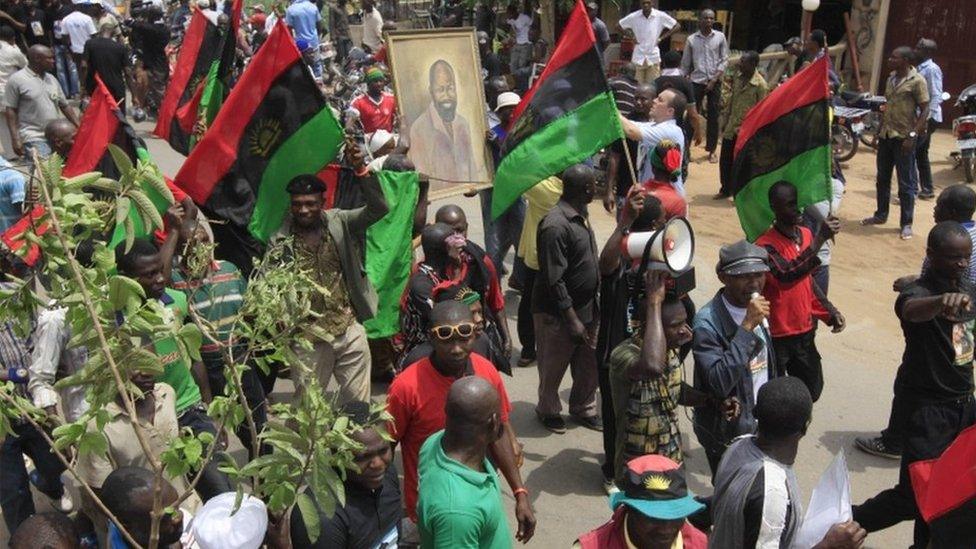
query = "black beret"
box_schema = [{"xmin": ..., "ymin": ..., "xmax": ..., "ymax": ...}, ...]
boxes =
[{"xmin": 285, "ymin": 175, "xmax": 326, "ymax": 195}]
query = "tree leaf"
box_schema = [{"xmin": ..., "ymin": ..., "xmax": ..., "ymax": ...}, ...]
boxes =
[
  {"xmin": 295, "ymin": 492, "xmax": 321, "ymax": 544},
  {"xmin": 107, "ymin": 144, "xmax": 133, "ymax": 175},
  {"xmin": 128, "ymin": 189, "xmax": 163, "ymax": 230},
  {"xmin": 178, "ymin": 323, "xmax": 202, "ymax": 361},
  {"xmin": 115, "ymin": 196, "xmax": 131, "ymax": 227},
  {"xmin": 77, "ymin": 431, "xmax": 108, "ymax": 457},
  {"xmin": 108, "ymin": 275, "xmax": 146, "ymax": 312},
  {"xmin": 184, "ymin": 436, "xmax": 203, "ymax": 466}
]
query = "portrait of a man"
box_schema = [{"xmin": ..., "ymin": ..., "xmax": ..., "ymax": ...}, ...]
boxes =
[
  {"xmin": 387, "ymin": 29, "xmax": 492, "ymax": 188},
  {"xmin": 408, "ymin": 60, "xmax": 476, "ymax": 183}
]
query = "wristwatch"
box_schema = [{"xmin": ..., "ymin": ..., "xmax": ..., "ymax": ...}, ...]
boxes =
[{"xmin": 908, "ymin": 131, "xmax": 918, "ymax": 139}]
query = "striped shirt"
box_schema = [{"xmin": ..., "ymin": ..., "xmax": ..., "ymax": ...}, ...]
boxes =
[
  {"xmin": 0, "ymin": 285, "xmax": 32, "ymax": 398},
  {"xmin": 171, "ymin": 260, "xmax": 246, "ymax": 370},
  {"xmin": 610, "ymin": 75, "xmax": 638, "ymax": 118}
]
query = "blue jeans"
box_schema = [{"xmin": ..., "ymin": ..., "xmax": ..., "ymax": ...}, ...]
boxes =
[
  {"xmin": 873, "ymin": 137, "xmax": 918, "ymax": 228},
  {"xmin": 54, "ymin": 44, "xmax": 79, "ymax": 97},
  {"xmin": 478, "ymin": 189, "xmax": 526, "ymax": 278},
  {"xmin": 0, "ymin": 422, "xmax": 65, "ymax": 534},
  {"xmin": 24, "ymin": 140, "xmax": 52, "ymax": 170}
]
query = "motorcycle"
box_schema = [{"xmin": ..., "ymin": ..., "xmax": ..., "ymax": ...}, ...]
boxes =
[
  {"xmin": 834, "ymin": 90, "xmax": 886, "ymax": 152},
  {"xmin": 831, "ymin": 92, "xmax": 874, "ymax": 162},
  {"xmin": 951, "ymin": 83, "xmax": 976, "ymax": 183}
]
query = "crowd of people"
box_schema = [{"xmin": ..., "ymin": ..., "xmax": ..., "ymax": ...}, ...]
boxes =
[{"xmin": 0, "ymin": 0, "xmax": 970, "ymax": 547}]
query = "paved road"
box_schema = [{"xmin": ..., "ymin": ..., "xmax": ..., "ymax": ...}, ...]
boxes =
[{"xmin": 7, "ymin": 122, "xmax": 950, "ymax": 546}]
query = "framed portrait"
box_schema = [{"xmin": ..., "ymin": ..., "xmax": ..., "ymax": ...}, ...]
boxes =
[{"xmin": 386, "ymin": 28, "xmax": 493, "ymax": 194}]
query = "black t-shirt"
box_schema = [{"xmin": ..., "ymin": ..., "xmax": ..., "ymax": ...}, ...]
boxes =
[
  {"xmin": 290, "ymin": 467, "xmax": 402, "ymax": 548},
  {"xmin": 84, "ymin": 36, "xmax": 129, "ymax": 102},
  {"xmin": 1, "ymin": 2, "xmax": 29, "ymax": 44},
  {"xmin": 610, "ymin": 136, "xmax": 640, "ymax": 198},
  {"xmin": 129, "ymin": 21, "xmax": 170, "ymax": 73},
  {"xmin": 894, "ymin": 276, "xmax": 976, "ymax": 403},
  {"xmin": 482, "ymin": 51, "xmax": 502, "ymax": 80},
  {"xmin": 24, "ymin": 6, "xmax": 51, "ymax": 46}
]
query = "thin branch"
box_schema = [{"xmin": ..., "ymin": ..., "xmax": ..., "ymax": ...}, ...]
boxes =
[
  {"xmin": 32, "ymin": 150, "xmax": 161, "ymax": 470},
  {"xmin": 0, "ymin": 392, "xmax": 144, "ymax": 549}
]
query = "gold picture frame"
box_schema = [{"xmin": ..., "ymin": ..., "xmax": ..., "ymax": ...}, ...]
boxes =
[{"xmin": 385, "ymin": 27, "xmax": 494, "ymax": 200}]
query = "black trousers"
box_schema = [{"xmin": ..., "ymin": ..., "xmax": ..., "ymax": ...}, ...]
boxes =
[
  {"xmin": 517, "ymin": 266, "xmax": 538, "ymax": 361},
  {"xmin": 772, "ymin": 329, "xmax": 824, "ymax": 402},
  {"xmin": 853, "ymin": 396, "xmax": 976, "ymax": 548},
  {"xmin": 205, "ymin": 361, "xmax": 269, "ymax": 459},
  {"xmin": 693, "ymin": 82, "xmax": 721, "ymax": 153},
  {"xmin": 0, "ymin": 422, "xmax": 65, "ymax": 534},
  {"xmin": 718, "ymin": 137, "xmax": 736, "ymax": 196},
  {"xmin": 915, "ymin": 119, "xmax": 939, "ymax": 196},
  {"xmin": 880, "ymin": 386, "xmax": 910, "ymax": 453},
  {"xmin": 597, "ymin": 364, "xmax": 616, "ymax": 481}
]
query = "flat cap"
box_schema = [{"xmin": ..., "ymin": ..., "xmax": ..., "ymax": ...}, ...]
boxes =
[{"xmin": 717, "ymin": 240, "xmax": 769, "ymax": 275}]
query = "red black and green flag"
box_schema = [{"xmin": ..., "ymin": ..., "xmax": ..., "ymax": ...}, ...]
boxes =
[
  {"xmin": 3, "ymin": 77, "xmax": 179, "ymax": 264},
  {"xmin": 193, "ymin": 0, "xmax": 243, "ymax": 146},
  {"xmin": 490, "ymin": 0, "xmax": 622, "ymax": 218},
  {"xmin": 153, "ymin": 7, "xmax": 228, "ymax": 155},
  {"xmin": 174, "ymin": 22, "xmax": 344, "ymax": 244},
  {"xmin": 910, "ymin": 424, "xmax": 976, "ymax": 548},
  {"xmin": 732, "ymin": 56, "xmax": 832, "ymax": 241}
]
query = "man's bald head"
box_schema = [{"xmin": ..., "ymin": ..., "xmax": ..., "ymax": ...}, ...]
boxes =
[
  {"xmin": 45, "ymin": 119, "xmax": 76, "ymax": 158},
  {"xmin": 435, "ymin": 204, "xmax": 467, "ymax": 236},
  {"xmin": 27, "ymin": 45, "xmax": 54, "ymax": 74},
  {"xmin": 445, "ymin": 376, "xmax": 500, "ymax": 432},
  {"xmin": 430, "ymin": 299, "xmax": 472, "ymax": 326},
  {"xmin": 421, "ymin": 222, "xmax": 453, "ymax": 264}
]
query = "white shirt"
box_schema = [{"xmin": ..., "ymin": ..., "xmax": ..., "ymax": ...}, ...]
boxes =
[
  {"xmin": 0, "ymin": 41, "xmax": 26, "ymax": 93},
  {"xmin": 633, "ymin": 118, "xmax": 686, "ymax": 194},
  {"xmin": 28, "ymin": 307, "xmax": 88, "ymax": 422},
  {"xmin": 60, "ymin": 11, "xmax": 96, "ymax": 54},
  {"xmin": 722, "ymin": 295, "xmax": 769, "ymax": 400},
  {"xmin": 362, "ymin": 8, "xmax": 384, "ymax": 51},
  {"xmin": 618, "ymin": 8, "xmax": 676, "ymax": 65},
  {"xmin": 508, "ymin": 13, "xmax": 532, "ymax": 44}
]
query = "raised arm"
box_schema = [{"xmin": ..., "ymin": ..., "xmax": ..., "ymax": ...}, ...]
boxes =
[{"xmin": 629, "ymin": 270, "xmax": 669, "ymax": 380}]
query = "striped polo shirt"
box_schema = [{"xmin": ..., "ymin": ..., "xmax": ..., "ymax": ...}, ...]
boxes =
[{"xmin": 171, "ymin": 260, "xmax": 246, "ymax": 370}]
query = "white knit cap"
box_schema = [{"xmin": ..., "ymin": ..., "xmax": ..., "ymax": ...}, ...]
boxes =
[{"xmin": 190, "ymin": 492, "xmax": 268, "ymax": 549}]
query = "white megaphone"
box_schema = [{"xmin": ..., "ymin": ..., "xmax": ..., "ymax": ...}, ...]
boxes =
[{"xmin": 620, "ymin": 217, "xmax": 695, "ymax": 274}]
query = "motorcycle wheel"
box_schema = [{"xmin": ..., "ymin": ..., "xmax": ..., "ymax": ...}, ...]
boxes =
[
  {"xmin": 859, "ymin": 130, "xmax": 879, "ymax": 149},
  {"xmin": 859, "ymin": 112, "xmax": 881, "ymax": 149},
  {"xmin": 965, "ymin": 157, "xmax": 975, "ymax": 183},
  {"xmin": 832, "ymin": 125, "xmax": 858, "ymax": 162}
]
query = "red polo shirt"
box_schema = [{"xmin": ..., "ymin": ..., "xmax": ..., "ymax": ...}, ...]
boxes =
[
  {"xmin": 386, "ymin": 353, "xmax": 512, "ymax": 520},
  {"xmin": 755, "ymin": 225, "xmax": 831, "ymax": 337},
  {"xmin": 350, "ymin": 92, "xmax": 396, "ymax": 134}
]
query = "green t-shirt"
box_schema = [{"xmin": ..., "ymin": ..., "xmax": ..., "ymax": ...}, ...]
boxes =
[
  {"xmin": 155, "ymin": 288, "xmax": 202, "ymax": 414},
  {"xmin": 417, "ymin": 430, "xmax": 511, "ymax": 549}
]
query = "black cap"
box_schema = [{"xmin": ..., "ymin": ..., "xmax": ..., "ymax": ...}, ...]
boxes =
[
  {"xmin": 717, "ymin": 240, "xmax": 769, "ymax": 275},
  {"xmin": 285, "ymin": 175, "xmax": 326, "ymax": 195}
]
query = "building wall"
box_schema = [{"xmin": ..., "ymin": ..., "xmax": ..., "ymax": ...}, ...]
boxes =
[
  {"xmin": 854, "ymin": 0, "xmax": 976, "ymax": 121},
  {"xmin": 882, "ymin": 0, "xmax": 976, "ymax": 123}
]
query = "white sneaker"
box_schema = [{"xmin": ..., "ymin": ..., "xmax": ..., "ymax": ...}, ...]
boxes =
[
  {"xmin": 603, "ymin": 477, "xmax": 620, "ymax": 496},
  {"xmin": 56, "ymin": 490, "xmax": 74, "ymax": 514}
]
